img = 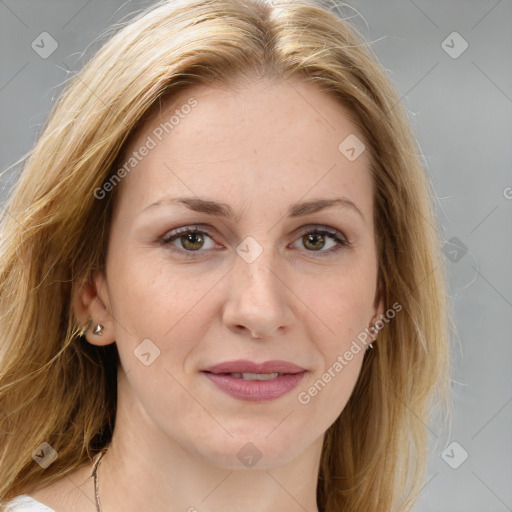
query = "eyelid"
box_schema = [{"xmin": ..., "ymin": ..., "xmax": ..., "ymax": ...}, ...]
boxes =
[
  {"xmin": 160, "ymin": 225, "xmax": 219, "ymax": 245},
  {"xmin": 159, "ymin": 223, "xmax": 353, "ymax": 257}
]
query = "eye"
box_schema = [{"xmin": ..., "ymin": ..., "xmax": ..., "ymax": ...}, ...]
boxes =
[
  {"xmin": 159, "ymin": 225, "xmax": 352, "ymax": 258},
  {"xmin": 290, "ymin": 227, "xmax": 352, "ymax": 256},
  {"xmin": 160, "ymin": 226, "xmax": 218, "ymax": 254}
]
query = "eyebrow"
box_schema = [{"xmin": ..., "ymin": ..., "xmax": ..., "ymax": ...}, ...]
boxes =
[{"xmin": 139, "ymin": 195, "xmax": 365, "ymax": 222}]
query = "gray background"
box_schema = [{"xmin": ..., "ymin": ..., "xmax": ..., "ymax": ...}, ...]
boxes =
[{"xmin": 1, "ymin": 1, "xmax": 511, "ymax": 510}]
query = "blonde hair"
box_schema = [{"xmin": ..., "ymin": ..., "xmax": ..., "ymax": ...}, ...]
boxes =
[{"xmin": 0, "ymin": 0, "xmax": 452, "ymax": 510}]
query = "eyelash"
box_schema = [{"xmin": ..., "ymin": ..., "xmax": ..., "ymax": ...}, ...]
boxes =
[{"xmin": 159, "ymin": 225, "xmax": 353, "ymax": 258}]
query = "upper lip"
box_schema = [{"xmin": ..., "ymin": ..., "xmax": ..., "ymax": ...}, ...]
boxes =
[{"xmin": 202, "ymin": 359, "xmax": 306, "ymax": 374}]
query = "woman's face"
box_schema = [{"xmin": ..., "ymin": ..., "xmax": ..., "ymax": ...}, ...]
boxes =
[{"xmin": 86, "ymin": 78, "xmax": 382, "ymax": 469}]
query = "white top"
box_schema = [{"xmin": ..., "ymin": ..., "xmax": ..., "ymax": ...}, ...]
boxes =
[{"xmin": 2, "ymin": 495, "xmax": 55, "ymax": 511}]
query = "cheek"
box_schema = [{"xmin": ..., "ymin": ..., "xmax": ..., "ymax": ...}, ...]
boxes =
[
  {"xmin": 106, "ymin": 244, "xmax": 220, "ymax": 369},
  {"xmin": 295, "ymin": 272, "xmax": 372, "ymax": 427},
  {"xmin": 302, "ymin": 260, "xmax": 377, "ymax": 346},
  {"xmin": 107, "ymin": 242, "xmax": 189, "ymax": 329}
]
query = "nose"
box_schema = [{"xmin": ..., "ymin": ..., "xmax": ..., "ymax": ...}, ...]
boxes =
[{"xmin": 221, "ymin": 247, "xmax": 294, "ymax": 340}]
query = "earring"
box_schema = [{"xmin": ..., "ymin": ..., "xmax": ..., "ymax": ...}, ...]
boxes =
[
  {"xmin": 93, "ymin": 323, "xmax": 104, "ymax": 336},
  {"xmin": 368, "ymin": 325, "xmax": 378, "ymax": 349}
]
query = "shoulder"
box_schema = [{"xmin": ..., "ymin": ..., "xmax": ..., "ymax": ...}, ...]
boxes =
[
  {"xmin": 3, "ymin": 461, "xmax": 94, "ymax": 512},
  {"xmin": 1, "ymin": 495, "xmax": 56, "ymax": 512}
]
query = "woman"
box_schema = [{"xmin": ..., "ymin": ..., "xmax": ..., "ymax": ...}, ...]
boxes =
[{"xmin": 0, "ymin": 0, "xmax": 451, "ymax": 510}]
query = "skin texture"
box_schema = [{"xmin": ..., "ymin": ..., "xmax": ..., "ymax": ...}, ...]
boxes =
[{"xmin": 28, "ymin": 77, "xmax": 383, "ymax": 511}]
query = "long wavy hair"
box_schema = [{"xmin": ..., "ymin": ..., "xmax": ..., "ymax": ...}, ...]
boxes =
[{"xmin": 0, "ymin": 0, "xmax": 452, "ymax": 510}]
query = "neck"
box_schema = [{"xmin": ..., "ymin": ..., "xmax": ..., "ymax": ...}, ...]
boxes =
[{"xmin": 96, "ymin": 375, "xmax": 322, "ymax": 512}]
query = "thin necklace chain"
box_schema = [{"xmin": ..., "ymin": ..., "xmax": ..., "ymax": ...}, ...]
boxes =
[
  {"xmin": 91, "ymin": 449, "xmax": 107, "ymax": 512},
  {"xmin": 89, "ymin": 446, "xmax": 323, "ymax": 512}
]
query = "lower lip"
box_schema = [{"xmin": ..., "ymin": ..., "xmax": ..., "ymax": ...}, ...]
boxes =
[{"xmin": 202, "ymin": 371, "xmax": 306, "ymax": 402}]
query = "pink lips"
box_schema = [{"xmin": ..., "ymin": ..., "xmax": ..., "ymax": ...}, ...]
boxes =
[{"xmin": 201, "ymin": 359, "xmax": 307, "ymax": 402}]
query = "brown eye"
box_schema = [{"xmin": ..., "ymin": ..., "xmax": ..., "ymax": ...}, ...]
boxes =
[
  {"xmin": 160, "ymin": 225, "xmax": 351, "ymax": 259},
  {"xmin": 302, "ymin": 231, "xmax": 326, "ymax": 251},
  {"xmin": 162, "ymin": 227, "xmax": 216, "ymax": 254},
  {"xmin": 178, "ymin": 231, "xmax": 205, "ymax": 251},
  {"xmin": 293, "ymin": 227, "xmax": 350, "ymax": 256}
]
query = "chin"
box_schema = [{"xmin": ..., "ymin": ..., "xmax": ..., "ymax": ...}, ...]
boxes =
[{"xmin": 193, "ymin": 433, "xmax": 307, "ymax": 470}]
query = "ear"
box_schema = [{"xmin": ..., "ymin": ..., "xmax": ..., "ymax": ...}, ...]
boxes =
[
  {"xmin": 369, "ymin": 288, "xmax": 385, "ymax": 336},
  {"xmin": 72, "ymin": 270, "xmax": 116, "ymax": 346}
]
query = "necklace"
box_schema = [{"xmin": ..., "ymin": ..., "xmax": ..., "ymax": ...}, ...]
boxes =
[{"xmin": 91, "ymin": 448, "xmax": 107, "ymax": 512}]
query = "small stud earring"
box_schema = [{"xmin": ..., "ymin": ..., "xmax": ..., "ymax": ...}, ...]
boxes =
[
  {"xmin": 368, "ymin": 325, "xmax": 378, "ymax": 349},
  {"xmin": 93, "ymin": 323, "xmax": 104, "ymax": 336}
]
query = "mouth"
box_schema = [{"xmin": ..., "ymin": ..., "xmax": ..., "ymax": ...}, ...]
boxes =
[
  {"xmin": 206, "ymin": 372, "xmax": 286, "ymax": 380},
  {"xmin": 200, "ymin": 360, "xmax": 307, "ymax": 402},
  {"xmin": 201, "ymin": 359, "xmax": 306, "ymax": 375}
]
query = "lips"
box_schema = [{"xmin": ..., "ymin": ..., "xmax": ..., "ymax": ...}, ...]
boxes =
[
  {"xmin": 202, "ymin": 359, "xmax": 306, "ymax": 375},
  {"xmin": 201, "ymin": 359, "xmax": 307, "ymax": 402}
]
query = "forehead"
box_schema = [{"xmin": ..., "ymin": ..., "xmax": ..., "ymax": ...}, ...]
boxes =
[{"xmin": 113, "ymin": 77, "xmax": 372, "ymax": 221}]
